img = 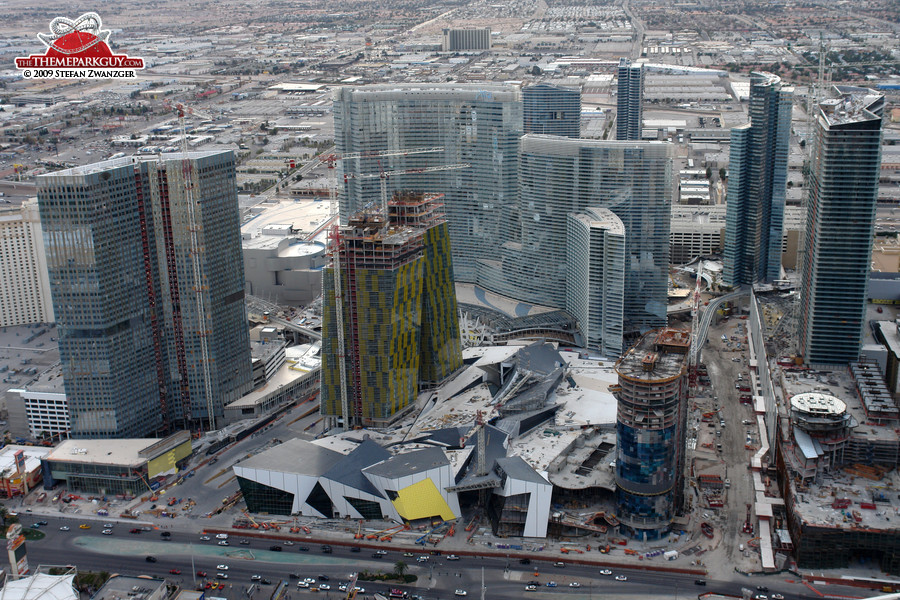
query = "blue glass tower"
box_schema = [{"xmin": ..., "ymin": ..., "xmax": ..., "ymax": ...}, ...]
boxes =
[
  {"xmin": 37, "ymin": 151, "xmax": 253, "ymax": 438},
  {"xmin": 617, "ymin": 58, "xmax": 644, "ymax": 141},
  {"xmin": 799, "ymin": 86, "xmax": 884, "ymax": 365},
  {"xmin": 523, "ymin": 83, "xmax": 581, "ymax": 138},
  {"xmin": 615, "ymin": 328, "xmax": 690, "ymax": 540},
  {"xmin": 723, "ymin": 72, "xmax": 793, "ymax": 286},
  {"xmin": 332, "ymin": 84, "xmax": 523, "ymax": 284}
]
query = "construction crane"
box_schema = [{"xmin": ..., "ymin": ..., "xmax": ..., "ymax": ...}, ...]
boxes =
[
  {"xmin": 323, "ymin": 148, "xmax": 468, "ymax": 431},
  {"xmin": 173, "ymin": 102, "xmax": 217, "ymax": 431},
  {"xmin": 688, "ymin": 261, "xmax": 704, "ymax": 390},
  {"xmin": 459, "ymin": 410, "xmax": 489, "ymax": 477}
]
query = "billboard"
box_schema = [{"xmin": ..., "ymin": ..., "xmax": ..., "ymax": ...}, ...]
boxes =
[{"xmin": 7, "ymin": 533, "xmax": 27, "ymax": 578}]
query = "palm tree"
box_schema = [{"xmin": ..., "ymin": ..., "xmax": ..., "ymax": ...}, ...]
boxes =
[{"xmin": 393, "ymin": 561, "xmax": 407, "ymax": 579}]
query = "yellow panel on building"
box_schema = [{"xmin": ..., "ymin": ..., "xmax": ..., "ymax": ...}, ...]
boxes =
[
  {"xmin": 147, "ymin": 440, "xmax": 192, "ymax": 478},
  {"xmin": 391, "ymin": 478, "xmax": 455, "ymax": 522}
]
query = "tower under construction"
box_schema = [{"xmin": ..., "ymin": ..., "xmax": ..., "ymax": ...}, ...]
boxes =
[{"xmin": 321, "ymin": 192, "xmax": 463, "ymax": 428}]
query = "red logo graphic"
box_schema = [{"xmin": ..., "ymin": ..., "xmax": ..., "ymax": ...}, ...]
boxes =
[{"xmin": 16, "ymin": 12, "xmax": 144, "ymax": 78}]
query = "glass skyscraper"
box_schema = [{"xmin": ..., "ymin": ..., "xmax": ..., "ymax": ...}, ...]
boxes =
[
  {"xmin": 617, "ymin": 58, "xmax": 644, "ymax": 141},
  {"xmin": 37, "ymin": 151, "xmax": 253, "ymax": 438},
  {"xmin": 523, "ymin": 83, "xmax": 581, "ymax": 138},
  {"xmin": 514, "ymin": 135, "xmax": 673, "ymax": 342},
  {"xmin": 799, "ymin": 86, "xmax": 885, "ymax": 366},
  {"xmin": 332, "ymin": 84, "xmax": 523, "ymax": 283},
  {"xmin": 723, "ymin": 72, "xmax": 793, "ymax": 286},
  {"xmin": 566, "ymin": 208, "xmax": 625, "ymax": 357}
]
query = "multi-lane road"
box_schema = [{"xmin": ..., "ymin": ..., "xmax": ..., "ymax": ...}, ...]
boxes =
[{"xmin": 15, "ymin": 515, "xmax": 845, "ymax": 600}]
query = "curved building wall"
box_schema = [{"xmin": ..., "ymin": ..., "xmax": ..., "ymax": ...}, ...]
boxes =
[
  {"xmin": 333, "ymin": 84, "xmax": 523, "ymax": 283},
  {"xmin": 614, "ymin": 330, "xmax": 689, "ymax": 540},
  {"xmin": 515, "ymin": 135, "xmax": 672, "ymax": 336}
]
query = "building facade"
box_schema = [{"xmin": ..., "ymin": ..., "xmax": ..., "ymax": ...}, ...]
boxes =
[
  {"xmin": 799, "ymin": 87, "xmax": 885, "ymax": 366},
  {"xmin": 523, "ymin": 83, "xmax": 581, "ymax": 138},
  {"xmin": 441, "ymin": 28, "xmax": 491, "ymax": 52},
  {"xmin": 723, "ymin": 72, "xmax": 793, "ymax": 286},
  {"xmin": 566, "ymin": 208, "xmax": 625, "ymax": 356},
  {"xmin": 321, "ymin": 193, "xmax": 462, "ymax": 428},
  {"xmin": 332, "ymin": 84, "xmax": 522, "ymax": 284},
  {"xmin": 512, "ymin": 135, "xmax": 672, "ymax": 342},
  {"xmin": 616, "ymin": 58, "xmax": 644, "ymax": 141},
  {"xmin": 615, "ymin": 328, "xmax": 690, "ymax": 540},
  {"xmin": 0, "ymin": 200, "xmax": 54, "ymax": 327},
  {"xmin": 37, "ymin": 151, "xmax": 252, "ymax": 438}
]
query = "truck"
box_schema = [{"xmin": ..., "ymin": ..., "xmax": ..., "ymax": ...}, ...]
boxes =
[{"xmin": 664, "ymin": 550, "xmax": 678, "ymax": 561}]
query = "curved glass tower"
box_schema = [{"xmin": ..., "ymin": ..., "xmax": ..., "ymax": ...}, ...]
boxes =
[{"xmin": 615, "ymin": 328, "xmax": 690, "ymax": 540}]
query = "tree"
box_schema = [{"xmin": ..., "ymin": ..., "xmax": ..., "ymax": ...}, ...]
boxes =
[
  {"xmin": 705, "ymin": 166, "xmax": 712, "ymax": 180},
  {"xmin": 393, "ymin": 561, "xmax": 407, "ymax": 578},
  {"xmin": 719, "ymin": 167, "xmax": 727, "ymax": 181}
]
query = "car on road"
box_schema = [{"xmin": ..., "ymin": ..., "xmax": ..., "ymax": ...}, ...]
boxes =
[
  {"xmin": 297, "ymin": 582, "xmax": 309, "ymax": 589},
  {"xmin": 216, "ymin": 565, "xmax": 229, "ymax": 571},
  {"xmin": 37, "ymin": 521, "xmax": 48, "ymax": 526},
  {"xmin": 284, "ymin": 541, "xmax": 294, "ymax": 546},
  {"xmin": 317, "ymin": 576, "xmax": 330, "ymax": 581},
  {"xmin": 161, "ymin": 531, "xmax": 171, "ymax": 538},
  {"xmin": 145, "ymin": 557, "xmax": 157, "ymax": 563},
  {"xmin": 218, "ymin": 541, "xmax": 229, "ymax": 546},
  {"xmin": 319, "ymin": 585, "xmax": 331, "ymax": 591},
  {"xmin": 350, "ymin": 546, "xmax": 360, "ymax": 553},
  {"xmin": 200, "ymin": 535, "xmax": 210, "ymax": 540},
  {"xmin": 756, "ymin": 586, "xmax": 769, "ymax": 593},
  {"xmin": 216, "ymin": 534, "xmax": 228, "ymax": 539},
  {"xmin": 169, "ymin": 569, "xmax": 181, "ymax": 575},
  {"xmin": 524, "ymin": 586, "xmax": 537, "ymax": 592},
  {"xmin": 216, "ymin": 573, "xmax": 228, "ymax": 580},
  {"xmin": 546, "ymin": 582, "xmax": 557, "ymax": 588},
  {"xmin": 694, "ymin": 580, "xmax": 706, "ymax": 586},
  {"xmin": 454, "ymin": 590, "xmax": 467, "ymax": 597},
  {"xmin": 599, "ymin": 570, "xmax": 612, "ymax": 576},
  {"xmin": 770, "ymin": 595, "xmax": 783, "ymax": 600},
  {"xmin": 298, "ymin": 546, "xmax": 309, "ymax": 552},
  {"xmin": 269, "ymin": 545, "xmax": 282, "ymax": 551},
  {"xmin": 130, "ymin": 529, "xmax": 142, "ymax": 534},
  {"xmin": 615, "ymin": 575, "xmax": 628, "ymax": 582},
  {"xmin": 30, "ymin": 523, "xmax": 42, "ymax": 529},
  {"xmin": 262, "ymin": 579, "xmax": 271, "ymax": 585},
  {"xmin": 59, "ymin": 526, "xmax": 70, "ymax": 531},
  {"xmin": 101, "ymin": 529, "xmax": 113, "ymax": 535},
  {"xmin": 79, "ymin": 524, "xmax": 91, "ymax": 529},
  {"xmin": 569, "ymin": 583, "xmax": 581, "ymax": 588},
  {"xmin": 196, "ymin": 571, "xmax": 207, "ymax": 577},
  {"xmin": 240, "ymin": 540, "xmax": 250, "ymax": 545},
  {"xmin": 304, "ymin": 578, "xmax": 315, "ymax": 584},
  {"xmin": 447, "ymin": 555, "xmax": 460, "ymax": 561},
  {"xmin": 553, "ymin": 562, "xmax": 565, "ymax": 568},
  {"xmin": 353, "ymin": 587, "xmax": 364, "ymax": 594},
  {"xmin": 103, "ymin": 523, "xmax": 113, "ymax": 528},
  {"xmin": 518, "ymin": 559, "xmax": 531, "ymax": 565},
  {"xmin": 321, "ymin": 545, "xmax": 332, "ymax": 554},
  {"xmin": 251, "ymin": 576, "xmax": 262, "ymax": 582},
  {"xmin": 371, "ymin": 553, "xmax": 383, "ymax": 559},
  {"xmin": 403, "ymin": 552, "xmax": 414, "ymax": 557},
  {"xmin": 416, "ymin": 556, "xmax": 429, "ymax": 563}
]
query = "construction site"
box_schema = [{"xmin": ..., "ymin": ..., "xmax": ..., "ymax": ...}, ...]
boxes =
[{"xmin": 319, "ymin": 191, "xmax": 463, "ymax": 429}]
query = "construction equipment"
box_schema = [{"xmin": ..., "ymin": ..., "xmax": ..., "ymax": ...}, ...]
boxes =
[
  {"xmin": 173, "ymin": 102, "xmax": 216, "ymax": 431},
  {"xmin": 415, "ymin": 520, "xmax": 444, "ymax": 545},
  {"xmin": 324, "ymin": 149, "xmax": 468, "ymax": 430},
  {"xmin": 354, "ymin": 520, "xmax": 364, "ymax": 539},
  {"xmin": 366, "ymin": 524, "xmax": 404, "ymax": 540}
]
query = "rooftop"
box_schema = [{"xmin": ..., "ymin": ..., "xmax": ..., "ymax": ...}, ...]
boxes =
[
  {"xmin": 93, "ymin": 575, "xmax": 166, "ymax": 600},
  {"xmin": 235, "ymin": 438, "xmax": 343, "ymax": 476},
  {"xmin": 46, "ymin": 438, "xmax": 175, "ymax": 467},
  {"xmin": 615, "ymin": 328, "xmax": 690, "ymax": 383},
  {"xmin": 0, "ymin": 445, "xmax": 51, "ymax": 476},
  {"xmin": 790, "ymin": 392, "xmax": 846, "ymax": 416},
  {"xmin": 36, "ymin": 150, "xmax": 230, "ymax": 179},
  {"xmin": 0, "ymin": 573, "xmax": 77, "ymax": 600}
]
